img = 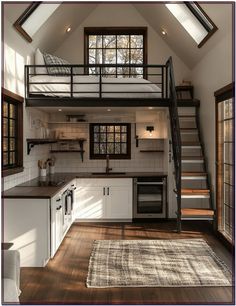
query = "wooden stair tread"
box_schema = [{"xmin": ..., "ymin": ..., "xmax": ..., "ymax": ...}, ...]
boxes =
[
  {"xmin": 182, "ymin": 156, "xmax": 204, "ymax": 160},
  {"xmin": 181, "ymin": 208, "xmax": 214, "ymax": 216},
  {"xmin": 179, "ymin": 115, "xmax": 196, "ymax": 117},
  {"xmin": 181, "ymin": 189, "xmax": 210, "ymax": 195},
  {"xmin": 182, "ymin": 172, "xmax": 207, "ymax": 176},
  {"xmin": 181, "ymin": 142, "xmax": 201, "ymax": 145},
  {"xmin": 180, "ymin": 128, "xmax": 198, "ymax": 130}
]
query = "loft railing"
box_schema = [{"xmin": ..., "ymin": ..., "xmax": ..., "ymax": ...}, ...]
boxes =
[
  {"xmin": 25, "ymin": 63, "xmax": 169, "ymax": 100},
  {"xmin": 166, "ymin": 57, "xmax": 182, "ymax": 232}
]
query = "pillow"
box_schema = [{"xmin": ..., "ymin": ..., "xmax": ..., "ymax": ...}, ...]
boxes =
[
  {"xmin": 35, "ymin": 48, "xmax": 48, "ymax": 75},
  {"xmin": 43, "ymin": 53, "xmax": 71, "ymax": 75}
]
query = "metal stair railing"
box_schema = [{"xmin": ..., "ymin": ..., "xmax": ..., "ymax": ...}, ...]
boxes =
[{"xmin": 166, "ymin": 57, "xmax": 182, "ymax": 232}]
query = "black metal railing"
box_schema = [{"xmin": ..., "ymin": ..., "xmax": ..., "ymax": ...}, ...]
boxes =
[
  {"xmin": 166, "ymin": 57, "xmax": 182, "ymax": 232},
  {"xmin": 25, "ymin": 63, "xmax": 169, "ymax": 100}
]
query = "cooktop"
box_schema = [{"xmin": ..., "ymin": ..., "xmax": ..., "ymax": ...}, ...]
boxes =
[{"xmin": 19, "ymin": 178, "xmax": 65, "ymax": 187}]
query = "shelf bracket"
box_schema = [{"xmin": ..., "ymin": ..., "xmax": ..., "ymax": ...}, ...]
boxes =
[{"xmin": 27, "ymin": 142, "xmax": 35, "ymax": 155}]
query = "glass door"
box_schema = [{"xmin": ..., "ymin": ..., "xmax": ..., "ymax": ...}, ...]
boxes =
[{"xmin": 216, "ymin": 85, "xmax": 234, "ymax": 243}]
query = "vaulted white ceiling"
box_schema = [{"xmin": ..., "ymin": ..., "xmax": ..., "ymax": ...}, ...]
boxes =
[{"xmin": 3, "ymin": 2, "xmax": 233, "ymax": 69}]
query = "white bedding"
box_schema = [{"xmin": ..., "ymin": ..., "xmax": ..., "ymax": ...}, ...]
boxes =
[{"xmin": 29, "ymin": 75, "xmax": 162, "ymax": 98}]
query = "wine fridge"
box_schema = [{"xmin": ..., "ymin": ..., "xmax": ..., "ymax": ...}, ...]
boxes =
[{"xmin": 133, "ymin": 176, "xmax": 167, "ymax": 219}]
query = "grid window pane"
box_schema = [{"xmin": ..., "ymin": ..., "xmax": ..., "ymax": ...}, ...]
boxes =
[
  {"xmin": 3, "ymin": 118, "xmax": 8, "ymax": 136},
  {"xmin": 3, "ymin": 102, "xmax": 8, "ymax": 117},
  {"xmin": 90, "ymin": 124, "xmax": 130, "ymax": 159},
  {"xmin": 3, "ymin": 152, "xmax": 8, "ymax": 166},
  {"xmin": 3, "ymin": 138, "xmax": 8, "ymax": 151},
  {"xmin": 87, "ymin": 31, "xmax": 145, "ymax": 77},
  {"xmin": 9, "ymin": 104, "xmax": 16, "ymax": 118}
]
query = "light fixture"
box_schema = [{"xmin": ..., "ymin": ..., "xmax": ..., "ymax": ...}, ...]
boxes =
[
  {"xmin": 107, "ymin": 108, "xmax": 111, "ymax": 112},
  {"xmin": 66, "ymin": 27, "xmax": 71, "ymax": 33},
  {"xmin": 148, "ymin": 107, "xmax": 153, "ymax": 110},
  {"xmin": 146, "ymin": 126, "xmax": 154, "ymax": 137},
  {"xmin": 58, "ymin": 108, "xmax": 62, "ymax": 112},
  {"xmin": 161, "ymin": 29, "xmax": 167, "ymax": 36}
]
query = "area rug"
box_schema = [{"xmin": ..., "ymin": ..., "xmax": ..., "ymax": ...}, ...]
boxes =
[{"xmin": 86, "ymin": 239, "xmax": 231, "ymax": 288}]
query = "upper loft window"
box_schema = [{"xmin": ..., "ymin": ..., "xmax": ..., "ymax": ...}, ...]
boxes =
[
  {"xmin": 14, "ymin": 2, "xmax": 60, "ymax": 42},
  {"xmin": 84, "ymin": 27, "xmax": 147, "ymax": 78},
  {"xmin": 165, "ymin": 2, "xmax": 217, "ymax": 48}
]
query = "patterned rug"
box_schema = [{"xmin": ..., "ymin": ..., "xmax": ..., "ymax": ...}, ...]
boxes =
[{"xmin": 86, "ymin": 239, "xmax": 231, "ymax": 288}]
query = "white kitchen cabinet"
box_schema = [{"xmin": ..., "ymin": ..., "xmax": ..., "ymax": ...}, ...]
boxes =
[
  {"xmin": 3, "ymin": 198, "xmax": 51, "ymax": 267},
  {"xmin": 74, "ymin": 186, "xmax": 106, "ymax": 219},
  {"xmin": 106, "ymin": 186, "xmax": 132, "ymax": 219},
  {"xmin": 75, "ymin": 178, "xmax": 133, "ymax": 221}
]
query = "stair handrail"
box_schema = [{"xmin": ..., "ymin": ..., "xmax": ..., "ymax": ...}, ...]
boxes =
[{"xmin": 165, "ymin": 57, "xmax": 182, "ymax": 231}]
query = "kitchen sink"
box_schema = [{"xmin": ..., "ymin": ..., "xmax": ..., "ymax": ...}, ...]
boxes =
[{"xmin": 91, "ymin": 172, "xmax": 126, "ymax": 175}]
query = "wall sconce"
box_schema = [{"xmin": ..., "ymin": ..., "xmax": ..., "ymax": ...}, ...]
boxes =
[{"xmin": 146, "ymin": 126, "xmax": 154, "ymax": 137}]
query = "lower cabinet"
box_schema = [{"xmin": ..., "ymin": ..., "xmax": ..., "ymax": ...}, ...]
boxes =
[{"xmin": 75, "ymin": 178, "xmax": 133, "ymax": 220}]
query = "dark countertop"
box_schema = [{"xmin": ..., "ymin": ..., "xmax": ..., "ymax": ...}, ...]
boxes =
[{"xmin": 2, "ymin": 172, "xmax": 167, "ymax": 199}]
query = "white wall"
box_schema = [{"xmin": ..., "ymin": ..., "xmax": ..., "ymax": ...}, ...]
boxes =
[
  {"xmin": 3, "ymin": 16, "xmax": 51, "ymax": 191},
  {"xmin": 191, "ymin": 30, "xmax": 233, "ymax": 205},
  {"xmin": 54, "ymin": 3, "xmax": 190, "ymax": 85}
]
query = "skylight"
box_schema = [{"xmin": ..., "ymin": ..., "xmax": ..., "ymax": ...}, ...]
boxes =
[
  {"xmin": 165, "ymin": 3, "xmax": 217, "ymax": 47},
  {"xmin": 14, "ymin": 3, "xmax": 61, "ymax": 42}
]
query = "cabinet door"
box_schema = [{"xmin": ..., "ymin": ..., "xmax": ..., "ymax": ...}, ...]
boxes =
[
  {"xmin": 75, "ymin": 186, "xmax": 106, "ymax": 219},
  {"xmin": 106, "ymin": 185, "xmax": 132, "ymax": 219}
]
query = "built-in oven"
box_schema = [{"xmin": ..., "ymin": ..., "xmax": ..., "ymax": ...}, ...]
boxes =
[{"xmin": 133, "ymin": 176, "xmax": 167, "ymax": 219}]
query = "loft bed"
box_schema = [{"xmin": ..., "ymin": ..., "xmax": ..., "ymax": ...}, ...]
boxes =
[{"xmin": 25, "ymin": 60, "xmax": 172, "ymax": 108}]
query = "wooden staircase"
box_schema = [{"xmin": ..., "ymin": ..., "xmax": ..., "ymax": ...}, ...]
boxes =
[{"xmin": 176, "ymin": 106, "xmax": 215, "ymax": 229}]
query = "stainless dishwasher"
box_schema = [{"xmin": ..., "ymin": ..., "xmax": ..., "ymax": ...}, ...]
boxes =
[{"xmin": 133, "ymin": 176, "xmax": 167, "ymax": 219}]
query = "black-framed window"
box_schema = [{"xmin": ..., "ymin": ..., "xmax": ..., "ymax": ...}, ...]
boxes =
[
  {"xmin": 215, "ymin": 83, "xmax": 234, "ymax": 246},
  {"xmin": 84, "ymin": 27, "xmax": 147, "ymax": 78},
  {"xmin": 90, "ymin": 123, "xmax": 131, "ymax": 159},
  {"xmin": 2, "ymin": 88, "xmax": 23, "ymax": 177}
]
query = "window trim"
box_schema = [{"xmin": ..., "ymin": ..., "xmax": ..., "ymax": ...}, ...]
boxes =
[
  {"xmin": 215, "ymin": 82, "xmax": 235, "ymax": 247},
  {"xmin": 13, "ymin": 2, "xmax": 41, "ymax": 43},
  {"xmin": 2, "ymin": 88, "xmax": 24, "ymax": 177},
  {"xmin": 185, "ymin": 2, "xmax": 218, "ymax": 48},
  {"xmin": 84, "ymin": 27, "xmax": 148, "ymax": 78},
  {"xmin": 89, "ymin": 123, "xmax": 131, "ymax": 160}
]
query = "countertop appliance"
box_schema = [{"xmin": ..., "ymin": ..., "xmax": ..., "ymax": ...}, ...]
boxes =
[{"xmin": 133, "ymin": 176, "xmax": 167, "ymax": 219}]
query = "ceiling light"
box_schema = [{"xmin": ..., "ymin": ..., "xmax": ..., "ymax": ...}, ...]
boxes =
[
  {"xmin": 58, "ymin": 109, "xmax": 62, "ymax": 112},
  {"xmin": 66, "ymin": 27, "xmax": 71, "ymax": 33},
  {"xmin": 107, "ymin": 109, "xmax": 111, "ymax": 112},
  {"xmin": 161, "ymin": 29, "xmax": 167, "ymax": 36},
  {"xmin": 148, "ymin": 107, "xmax": 153, "ymax": 110}
]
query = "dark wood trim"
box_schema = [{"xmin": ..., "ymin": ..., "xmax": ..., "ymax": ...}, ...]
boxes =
[
  {"xmin": 84, "ymin": 27, "xmax": 148, "ymax": 78},
  {"xmin": 184, "ymin": 2, "xmax": 218, "ymax": 48},
  {"xmin": 214, "ymin": 82, "xmax": 235, "ymax": 102},
  {"xmin": 13, "ymin": 2, "xmax": 41, "ymax": 43},
  {"xmin": 2, "ymin": 88, "xmax": 24, "ymax": 103},
  {"xmin": 2, "ymin": 167, "xmax": 24, "ymax": 178},
  {"xmin": 89, "ymin": 123, "xmax": 131, "ymax": 160},
  {"xmin": 2, "ymin": 88, "xmax": 24, "ymax": 177}
]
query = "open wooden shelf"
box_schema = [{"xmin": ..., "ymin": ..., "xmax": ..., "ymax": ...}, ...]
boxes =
[
  {"xmin": 26, "ymin": 139, "xmax": 57, "ymax": 154},
  {"xmin": 50, "ymin": 150, "xmax": 85, "ymax": 153}
]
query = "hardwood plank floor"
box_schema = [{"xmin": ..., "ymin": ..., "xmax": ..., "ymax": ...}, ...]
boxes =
[{"xmin": 20, "ymin": 221, "xmax": 234, "ymax": 305}]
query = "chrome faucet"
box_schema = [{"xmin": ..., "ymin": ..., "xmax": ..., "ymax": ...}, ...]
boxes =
[{"xmin": 106, "ymin": 154, "xmax": 112, "ymax": 173}]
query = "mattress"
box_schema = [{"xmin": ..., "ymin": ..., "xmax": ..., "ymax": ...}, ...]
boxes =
[{"xmin": 29, "ymin": 75, "xmax": 162, "ymax": 99}]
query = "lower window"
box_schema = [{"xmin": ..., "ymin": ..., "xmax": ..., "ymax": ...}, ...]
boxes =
[
  {"xmin": 215, "ymin": 83, "xmax": 234, "ymax": 243},
  {"xmin": 2, "ymin": 88, "xmax": 23, "ymax": 177},
  {"xmin": 90, "ymin": 123, "xmax": 131, "ymax": 159}
]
